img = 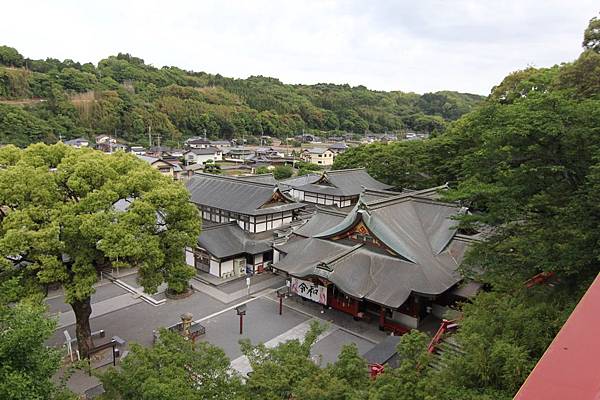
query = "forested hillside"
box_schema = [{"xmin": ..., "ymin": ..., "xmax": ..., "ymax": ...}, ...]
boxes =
[
  {"xmin": 331, "ymin": 16, "xmax": 600, "ymax": 398},
  {"xmin": 0, "ymin": 46, "xmax": 482, "ymax": 147}
]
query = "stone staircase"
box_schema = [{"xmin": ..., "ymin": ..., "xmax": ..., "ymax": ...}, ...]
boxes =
[{"xmin": 429, "ymin": 336, "xmax": 464, "ymax": 371}]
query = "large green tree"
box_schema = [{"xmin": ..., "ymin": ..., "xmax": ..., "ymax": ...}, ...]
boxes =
[{"xmin": 0, "ymin": 143, "xmax": 200, "ymax": 357}]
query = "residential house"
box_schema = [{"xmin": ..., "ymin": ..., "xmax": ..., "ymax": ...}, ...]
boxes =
[
  {"xmin": 129, "ymin": 146, "xmax": 146, "ymax": 155},
  {"xmin": 64, "ymin": 137, "xmax": 89, "ymax": 148},
  {"xmin": 146, "ymin": 146, "xmax": 172, "ymax": 158},
  {"xmin": 96, "ymin": 142, "xmax": 128, "ymax": 153},
  {"xmin": 95, "ymin": 135, "xmax": 116, "ymax": 145},
  {"xmin": 301, "ymin": 147, "xmax": 335, "ymax": 166},
  {"xmin": 224, "ymin": 147, "xmax": 253, "ymax": 161},
  {"xmin": 184, "ymin": 147, "xmax": 223, "ymax": 165},
  {"xmin": 298, "ymin": 134, "xmax": 321, "ymax": 143},
  {"xmin": 137, "ymin": 154, "xmax": 182, "ymax": 180},
  {"xmin": 185, "ymin": 137, "xmax": 211, "ymax": 149},
  {"xmin": 255, "ymin": 147, "xmax": 284, "ymax": 158},
  {"xmin": 209, "ymin": 140, "xmax": 232, "ymax": 149},
  {"xmin": 183, "ymin": 163, "xmax": 204, "ymax": 178},
  {"xmin": 328, "ymin": 142, "xmax": 348, "ymax": 155}
]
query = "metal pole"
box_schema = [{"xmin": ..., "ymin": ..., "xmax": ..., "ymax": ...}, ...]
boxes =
[
  {"xmin": 279, "ymin": 296, "xmax": 283, "ymax": 315},
  {"xmin": 239, "ymin": 314, "xmax": 243, "ymax": 335}
]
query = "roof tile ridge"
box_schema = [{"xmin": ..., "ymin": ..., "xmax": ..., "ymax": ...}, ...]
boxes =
[
  {"xmin": 193, "ymin": 173, "xmax": 276, "ymax": 188},
  {"xmin": 319, "ymin": 242, "xmax": 364, "ymax": 267},
  {"xmin": 365, "ymin": 191, "xmax": 456, "ymax": 210},
  {"xmin": 326, "ymin": 167, "xmax": 366, "ymax": 174},
  {"xmin": 314, "ymin": 206, "xmax": 349, "ymax": 217}
]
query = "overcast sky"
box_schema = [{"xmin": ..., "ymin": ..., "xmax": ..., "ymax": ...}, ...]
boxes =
[{"xmin": 1, "ymin": 1, "xmax": 598, "ymax": 95}]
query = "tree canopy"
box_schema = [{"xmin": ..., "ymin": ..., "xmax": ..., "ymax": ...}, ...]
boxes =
[
  {"xmin": 0, "ymin": 143, "xmax": 201, "ymax": 357},
  {"xmin": 101, "ymin": 329, "xmax": 243, "ymax": 400}
]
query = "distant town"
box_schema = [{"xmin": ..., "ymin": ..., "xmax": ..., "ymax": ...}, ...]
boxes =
[{"xmin": 62, "ymin": 131, "xmax": 429, "ymax": 180}]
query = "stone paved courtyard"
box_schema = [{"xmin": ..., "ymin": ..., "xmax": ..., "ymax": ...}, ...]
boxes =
[{"xmin": 47, "ymin": 271, "xmax": 394, "ymax": 395}]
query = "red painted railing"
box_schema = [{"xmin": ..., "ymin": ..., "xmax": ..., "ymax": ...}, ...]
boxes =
[
  {"xmin": 369, "ymin": 363, "xmax": 385, "ymax": 379},
  {"xmin": 524, "ymin": 271, "xmax": 555, "ymax": 288},
  {"xmin": 427, "ymin": 319, "xmax": 458, "ymax": 353}
]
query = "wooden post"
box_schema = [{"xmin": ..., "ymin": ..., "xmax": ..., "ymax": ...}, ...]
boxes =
[{"xmin": 379, "ymin": 306, "xmax": 386, "ymax": 331}]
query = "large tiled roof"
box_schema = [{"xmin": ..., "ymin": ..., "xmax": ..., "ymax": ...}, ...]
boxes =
[
  {"xmin": 273, "ymin": 190, "xmax": 476, "ymax": 308},
  {"xmin": 186, "ymin": 173, "xmax": 304, "ymax": 216},
  {"xmin": 198, "ymin": 223, "xmax": 272, "ymax": 258},
  {"xmin": 293, "ymin": 208, "xmax": 347, "ymax": 238},
  {"xmin": 278, "ymin": 174, "xmax": 321, "ymax": 190},
  {"xmin": 234, "ymin": 174, "xmax": 278, "ymax": 185},
  {"xmin": 293, "ymin": 168, "xmax": 393, "ymax": 197}
]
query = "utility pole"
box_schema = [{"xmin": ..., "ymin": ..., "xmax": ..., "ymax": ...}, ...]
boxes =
[
  {"xmin": 148, "ymin": 122, "xmax": 152, "ymax": 148},
  {"xmin": 285, "ymin": 133, "xmax": 289, "ymax": 157}
]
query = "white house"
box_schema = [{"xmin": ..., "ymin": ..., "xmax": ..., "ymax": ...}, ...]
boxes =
[
  {"xmin": 210, "ymin": 140, "xmax": 232, "ymax": 148},
  {"xmin": 130, "ymin": 146, "xmax": 146, "ymax": 155},
  {"xmin": 184, "ymin": 147, "xmax": 223, "ymax": 165},
  {"xmin": 95, "ymin": 135, "xmax": 116, "ymax": 145},
  {"xmin": 185, "ymin": 137, "xmax": 211, "ymax": 149},
  {"xmin": 64, "ymin": 137, "xmax": 89, "ymax": 148},
  {"xmin": 301, "ymin": 148, "xmax": 335, "ymax": 166}
]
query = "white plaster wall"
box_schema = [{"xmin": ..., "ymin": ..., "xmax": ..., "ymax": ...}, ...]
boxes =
[
  {"xmin": 255, "ymin": 223, "xmax": 267, "ymax": 232},
  {"xmin": 185, "ymin": 248, "xmax": 195, "ymax": 267},
  {"xmin": 218, "ymin": 259, "xmax": 233, "ymax": 277},
  {"xmin": 392, "ymin": 311, "xmax": 419, "ymax": 329}
]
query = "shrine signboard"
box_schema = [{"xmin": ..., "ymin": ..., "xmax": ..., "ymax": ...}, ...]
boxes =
[{"xmin": 290, "ymin": 277, "xmax": 327, "ymax": 305}]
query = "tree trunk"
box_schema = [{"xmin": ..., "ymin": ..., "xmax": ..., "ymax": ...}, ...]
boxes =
[{"xmin": 71, "ymin": 297, "xmax": 94, "ymax": 359}]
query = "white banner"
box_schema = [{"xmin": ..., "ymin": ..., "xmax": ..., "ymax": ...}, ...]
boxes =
[{"xmin": 291, "ymin": 277, "xmax": 327, "ymax": 305}]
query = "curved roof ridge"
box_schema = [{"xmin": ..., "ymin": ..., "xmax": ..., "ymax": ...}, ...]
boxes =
[
  {"xmin": 361, "ymin": 206, "xmax": 420, "ymax": 264},
  {"xmin": 321, "ymin": 243, "xmax": 364, "ymax": 265},
  {"xmin": 313, "ymin": 206, "xmax": 349, "ymax": 217},
  {"xmin": 192, "ymin": 172, "xmax": 277, "ymax": 188},
  {"xmin": 366, "ymin": 191, "xmax": 455, "ymax": 210},
  {"xmin": 326, "ymin": 167, "xmax": 367, "ymax": 174}
]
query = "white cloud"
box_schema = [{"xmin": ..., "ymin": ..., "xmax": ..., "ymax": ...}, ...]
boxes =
[{"xmin": 0, "ymin": 0, "xmax": 597, "ymax": 94}]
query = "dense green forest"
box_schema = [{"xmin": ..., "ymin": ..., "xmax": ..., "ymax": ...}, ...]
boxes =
[{"xmin": 0, "ymin": 45, "xmax": 482, "ymax": 147}]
